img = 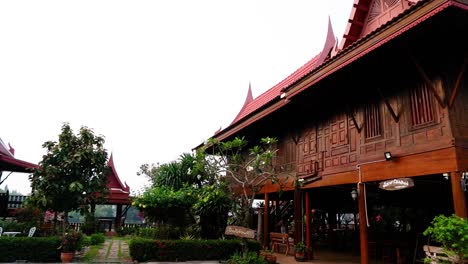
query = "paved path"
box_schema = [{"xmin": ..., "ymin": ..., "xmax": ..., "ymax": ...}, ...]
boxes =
[{"xmin": 92, "ymin": 238, "xmax": 132, "ymax": 263}]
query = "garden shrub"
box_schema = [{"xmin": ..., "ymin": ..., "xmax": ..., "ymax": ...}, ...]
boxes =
[
  {"xmin": 227, "ymin": 251, "xmax": 267, "ymax": 264},
  {"xmin": 129, "ymin": 238, "xmax": 261, "ymax": 262},
  {"xmin": 90, "ymin": 233, "xmax": 106, "ymax": 245},
  {"xmin": 0, "ymin": 237, "xmax": 61, "ymax": 262}
]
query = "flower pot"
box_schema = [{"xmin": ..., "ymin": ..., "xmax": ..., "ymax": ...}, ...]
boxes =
[
  {"xmin": 260, "ymin": 251, "xmax": 277, "ymax": 264},
  {"xmin": 295, "ymin": 252, "xmax": 305, "ymax": 262},
  {"xmin": 60, "ymin": 252, "xmax": 74, "ymax": 263}
]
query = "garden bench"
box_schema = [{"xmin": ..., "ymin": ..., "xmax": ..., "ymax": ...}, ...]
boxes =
[
  {"xmin": 423, "ymin": 245, "xmax": 459, "ymax": 264},
  {"xmin": 269, "ymin": 232, "xmax": 290, "ymax": 255}
]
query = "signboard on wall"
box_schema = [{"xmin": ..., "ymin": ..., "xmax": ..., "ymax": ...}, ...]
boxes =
[
  {"xmin": 379, "ymin": 178, "xmax": 414, "ymax": 191},
  {"xmin": 225, "ymin": 225, "xmax": 255, "ymax": 239}
]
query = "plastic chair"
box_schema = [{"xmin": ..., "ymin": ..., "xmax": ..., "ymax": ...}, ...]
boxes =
[{"xmin": 28, "ymin": 226, "xmax": 36, "ymax": 237}]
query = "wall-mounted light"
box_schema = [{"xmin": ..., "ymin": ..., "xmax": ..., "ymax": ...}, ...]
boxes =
[
  {"xmin": 280, "ymin": 92, "xmax": 286, "ymax": 99},
  {"xmin": 384, "ymin": 151, "xmax": 392, "ymax": 161},
  {"xmin": 443, "ymin": 173, "xmax": 449, "ymax": 180},
  {"xmin": 350, "ymin": 188, "xmax": 358, "ymax": 201}
]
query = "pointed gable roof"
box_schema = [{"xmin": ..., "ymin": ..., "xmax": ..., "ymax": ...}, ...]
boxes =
[
  {"xmin": 340, "ymin": 0, "xmax": 417, "ymax": 50},
  {"xmin": 231, "ymin": 83, "xmax": 254, "ymax": 125},
  {"xmin": 106, "ymin": 153, "xmax": 131, "ymax": 204},
  {"xmin": 219, "ymin": 19, "xmax": 337, "ymax": 134}
]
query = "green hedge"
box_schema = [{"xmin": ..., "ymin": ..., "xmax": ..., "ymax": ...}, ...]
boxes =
[
  {"xmin": 0, "ymin": 237, "xmax": 61, "ymax": 262},
  {"xmin": 129, "ymin": 238, "xmax": 261, "ymax": 262}
]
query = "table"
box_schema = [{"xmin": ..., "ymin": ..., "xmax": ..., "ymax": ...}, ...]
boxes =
[{"xmin": 2, "ymin": 231, "xmax": 21, "ymax": 237}]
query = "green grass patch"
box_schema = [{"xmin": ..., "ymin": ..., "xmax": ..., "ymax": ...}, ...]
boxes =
[
  {"xmin": 105, "ymin": 240, "xmax": 113, "ymax": 259},
  {"xmin": 80, "ymin": 245, "xmax": 101, "ymax": 263}
]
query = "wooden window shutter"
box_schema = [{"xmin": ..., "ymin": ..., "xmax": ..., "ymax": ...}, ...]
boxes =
[
  {"xmin": 364, "ymin": 103, "xmax": 382, "ymax": 139},
  {"xmin": 410, "ymin": 84, "xmax": 435, "ymax": 126}
]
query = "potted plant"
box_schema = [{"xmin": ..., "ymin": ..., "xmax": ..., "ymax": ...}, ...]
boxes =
[
  {"xmin": 260, "ymin": 248, "xmax": 277, "ymax": 264},
  {"xmin": 423, "ymin": 214, "xmax": 468, "ymax": 263},
  {"xmin": 294, "ymin": 241, "xmax": 307, "ymax": 262},
  {"xmin": 58, "ymin": 230, "xmax": 83, "ymax": 263}
]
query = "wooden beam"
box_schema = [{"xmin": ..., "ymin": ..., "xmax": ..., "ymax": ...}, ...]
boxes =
[
  {"xmin": 354, "ymin": 3, "xmax": 369, "ymax": 11},
  {"xmin": 348, "ymin": 19, "xmax": 364, "ymax": 27},
  {"xmin": 358, "ymin": 183, "xmax": 369, "ymax": 264},
  {"xmin": 360, "ymin": 147, "xmax": 458, "ymax": 182},
  {"xmin": 450, "ymin": 172, "xmax": 467, "ymax": 218},
  {"xmin": 449, "ymin": 53, "xmax": 468, "ymax": 108},
  {"xmin": 409, "ymin": 52, "xmax": 446, "ymax": 108},
  {"xmin": 377, "ymin": 88, "xmax": 400, "ymax": 122}
]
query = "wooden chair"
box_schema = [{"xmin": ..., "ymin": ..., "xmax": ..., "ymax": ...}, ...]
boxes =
[{"xmin": 270, "ymin": 232, "xmax": 290, "ymax": 255}]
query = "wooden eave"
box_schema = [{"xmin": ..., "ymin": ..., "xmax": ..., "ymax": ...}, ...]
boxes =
[
  {"xmin": 0, "ymin": 155, "xmax": 38, "ymax": 173},
  {"xmin": 211, "ymin": 0, "xmax": 463, "ymax": 143}
]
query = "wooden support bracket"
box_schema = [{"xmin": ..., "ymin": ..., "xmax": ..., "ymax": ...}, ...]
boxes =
[
  {"xmin": 377, "ymin": 88, "xmax": 400, "ymax": 123},
  {"xmin": 346, "ymin": 105, "xmax": 362, "ymax": 133},
  {"xmin": 409, "ymin": 53, "xmax": 446, "ymax": 108},
  {"xmin": 449, "ymin": 53, "xmax": 468, "ymax": 108}
]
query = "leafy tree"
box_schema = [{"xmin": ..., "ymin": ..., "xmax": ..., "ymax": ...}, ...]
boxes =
[
  {"xmin": 28, "ymin": 123, "xmax": 109, "ymax": 224},
  {"xmin": 423, "ymin": 214, "xmax": 468, "ymax": 262},
  {"xmin": 200, "ymin": 136, "xmax": 283, "ymax": 228}
]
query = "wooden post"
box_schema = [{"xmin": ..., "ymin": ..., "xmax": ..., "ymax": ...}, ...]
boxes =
[
  {"xmin": 450, "ymin": 172, "xmax": 467, "ymax": 218},
  {"xmin": 358, "ymin": 182, "xmax": 369, "ymax": 264},
  {"xmin": 294, "ymin": 189, "xmax": 302, "ymax": 244},
  {"xmin": 264, "ymin": 193, "xmax": 269, "ymax": 248},
  {"xmin": 305, "ymin": 191, "xmax": 312, "ymax": 259},
  {"xmin": 115, "ymin": 204, "xmax": 123, "ymax": 230},
  {"xmin": 257, "ymin": 207, "xmax": 263, "ymax": 243}
]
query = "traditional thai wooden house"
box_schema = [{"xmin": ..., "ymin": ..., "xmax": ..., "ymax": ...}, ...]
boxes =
[{"xmin": 200, "ymin": 0, "xmax": 468, "ymax": 263}]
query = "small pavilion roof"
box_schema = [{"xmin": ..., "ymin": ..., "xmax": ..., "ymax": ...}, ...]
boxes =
[
  {"xmin": 106, "ymin": 153, "xmax": 131, "ymax": 204},
  {"xmin": 0, "ymin": 139, "xmax": 37, "ymax": 173}
]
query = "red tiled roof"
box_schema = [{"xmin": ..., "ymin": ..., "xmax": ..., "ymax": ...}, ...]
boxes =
[
  {"xmin": 0, "ymin": 138, "xmax": 37, "ymax": 173},
  {"xmin": 226, "ymin": 18, "xmax": 337, "ymax": 129},
  {"xmin": 107, "ymin": 153, "xmax": 130, "ymax": 192},
  {"xmin": 106, "ymin": 153, "xmax": 131, "ymax": 204}
]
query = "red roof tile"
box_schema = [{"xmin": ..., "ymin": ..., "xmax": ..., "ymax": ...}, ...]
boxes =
[{"xmin": 227, "ymin": 18, "xmax": 337, "ymax": 129}]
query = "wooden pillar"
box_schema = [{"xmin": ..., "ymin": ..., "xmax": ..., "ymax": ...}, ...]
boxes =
[
  {"xmin": 294, "ymin": 189, "xmax": 302, "ymax": 244},
  {"xmin": 451, "ymin": 172, "xmax": 467, "ymax": 218},
  {"xmin": 305, "ymin": 191, "xmax": 312, "ymax": 259},
  {"xmin": 115, "ymin": 204, "xmax": 123, "ymax": 230},
  {"xmin": 264, "ymin": 193, "xmax": 270, "ymax": 248},
  {"xmin": 358, "ymin": 183, "xmax": 369, "ymax": 264},
  {"xmin": 257, "ymin": 207, "xmax": 263, "ymax": 243}
]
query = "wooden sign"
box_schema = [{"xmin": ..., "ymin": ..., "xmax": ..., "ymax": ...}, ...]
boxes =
[
  {"xmin": 379, "ymin": 178, "xmax": 414, "ymax": 191},
  {"xmin": 225, "ymin": 225, "xmax": 255, "ymax": 239}
]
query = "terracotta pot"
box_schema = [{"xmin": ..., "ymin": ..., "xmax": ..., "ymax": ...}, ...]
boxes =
[
  {"xmin": 60, "ymin": 252, "xmax": 74, "ymax": 263},
  {"xmin": 264, "ymin": 254, "xmax": 277, "ymax": 264},
  {"xmin": 295, "ymin": 252, "xmax": 305, "ymax": 262}
]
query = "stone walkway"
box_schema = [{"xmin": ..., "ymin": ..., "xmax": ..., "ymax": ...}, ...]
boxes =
[{"xmin": 91, "ymin": 238, "xmax": 132, "ymax": 263}]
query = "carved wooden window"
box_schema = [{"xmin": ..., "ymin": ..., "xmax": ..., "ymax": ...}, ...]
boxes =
[
  {"xmin": 364, "ymin": 103, "xmax": 382, "ymax": 139},
  {"xmin": 410, "ymin": 84, "xmax": 435, "ymax": 127},
  {"xmin": 368, "ymin": 0, "xmax": 401, "ymax": 22}
]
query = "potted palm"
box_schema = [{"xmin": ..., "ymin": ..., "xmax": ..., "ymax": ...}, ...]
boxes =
[
  {"xmin": 294, "ymin": 241, "xmax": 307, "ymax": 262},
  {"xmin": 59, "ymin": 230, "xmax": 83, "ymax": 263}
]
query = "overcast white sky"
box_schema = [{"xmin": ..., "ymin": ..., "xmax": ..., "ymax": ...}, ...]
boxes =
[{"xmin": 1, "ymin": 1, "xmax": 353, "ymax": 195}]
